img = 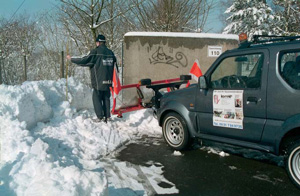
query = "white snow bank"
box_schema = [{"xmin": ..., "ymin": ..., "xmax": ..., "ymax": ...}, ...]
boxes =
[
  {"xmin": 0, "ymin": 78, "xmax": 93, "ymax": 129},
  {"xmin": 0, "ymin": 78, "xmax": 106, "ymax": 195},
  {"xmin": 0, "ymin": 118, "xmax": 33, "ymax": 164},
  {"xmin": 124, "ymin": 32, "xmax": 239, "ymax": 40},
  {"xmin": 9, "ymin": 139, "xmax": 107, "ymax": 196},
  {"xmin": 0, "ymin": 78, "xmax": 173, "ymax": 195}
]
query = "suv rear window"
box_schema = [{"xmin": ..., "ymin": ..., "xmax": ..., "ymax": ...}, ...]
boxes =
[{"xmin": 279, "ymin": 50, "xmax": 300, "ymax": 90}]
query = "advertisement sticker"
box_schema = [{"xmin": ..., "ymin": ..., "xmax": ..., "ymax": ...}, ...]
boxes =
[{"xmin": 213, "ymin": 90, "xmax": 244, "ymax": 129}]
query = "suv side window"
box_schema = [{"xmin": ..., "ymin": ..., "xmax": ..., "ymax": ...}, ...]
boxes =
[
  {"xmin": 210, "ymin": 53, "xmax": 264, "ymax": 89},
  {"xmin": 279, "ymin": 50, "xmax": 300, "ymax": 90}
]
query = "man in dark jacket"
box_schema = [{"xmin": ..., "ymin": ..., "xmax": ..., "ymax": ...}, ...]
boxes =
[{"xmin": 67, "ymin": 34, "xmax": 117, "ymax": 123}]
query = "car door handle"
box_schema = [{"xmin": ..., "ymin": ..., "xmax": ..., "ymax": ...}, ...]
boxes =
[{"xmin": 247, "ymin": 97, "xmax": 261, "ymax": 104}]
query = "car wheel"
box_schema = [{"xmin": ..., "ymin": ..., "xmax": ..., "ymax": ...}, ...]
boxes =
[
  {"xmin": 162, "ymin": 112, "xmax": 190, "ymax": 150},
  {"xmin": 286, "ymin": 140, "xmax": 300, "ymax": 189}
]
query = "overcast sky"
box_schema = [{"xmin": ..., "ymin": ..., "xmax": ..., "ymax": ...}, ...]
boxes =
[{"xmin": 0, "ymin": 0, "xmax": 225, "ymax": 33}]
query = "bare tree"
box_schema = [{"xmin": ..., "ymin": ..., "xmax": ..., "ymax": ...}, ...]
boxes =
[
  {"xmin": 58, "ymin": 0, "xmax": 137, "ymax": 52},
  {"xmin": 59, "ymin": 0, "xmax": 103, "ymax": 51},
  {"xmin": 32, "ymin": 10, "xmax": 94, "ymax": 85},
  {"xmin": 100, "ymin": 0, "xmax": 135, "ymax": 54},
  {"xmin": 129, "ymin": 0, "xmax": 214, "ymax": 32},
  {"xmin": 0, "ymin": 14, "xmax": 39, "ymax": 85},
  {"xmin": 0, "ymin": 19, "xmax": 11, "ymax": 84},
  {"xmin": 55, "ymin": 0, "xmax": 136, "ymax": 86},
  {"xmin": 34, "ymin": 12, "xmax": 66, "ymax": 80}
]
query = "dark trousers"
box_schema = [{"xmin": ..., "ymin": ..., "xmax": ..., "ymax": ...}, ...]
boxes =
[{"xmin": 93, "ymin": 89, "xmax": 111, "ymax": 119}]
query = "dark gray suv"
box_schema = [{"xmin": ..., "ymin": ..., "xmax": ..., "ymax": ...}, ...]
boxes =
[{"xmin": 156, "ymin": 35, "xmax": 300, "ymax": 188}]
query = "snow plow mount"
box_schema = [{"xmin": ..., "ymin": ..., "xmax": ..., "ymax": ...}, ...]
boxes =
[{"xmin": 111, "ymin": 75, "xmax": 191, "ymax": 118}]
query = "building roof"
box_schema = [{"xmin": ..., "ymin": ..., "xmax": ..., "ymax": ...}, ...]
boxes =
[{"xmin": 124, "ymin": 32, "xmax": 239, "ymax": 40}]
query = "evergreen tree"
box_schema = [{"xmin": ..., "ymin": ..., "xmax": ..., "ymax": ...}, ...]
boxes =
[
  {"xmin": 273, "ymin": 0, "xmax": 300, "ymax": 35},
  {"xmin": 223, "ymin": 0, "xmax": 282, "ymax": 39}
]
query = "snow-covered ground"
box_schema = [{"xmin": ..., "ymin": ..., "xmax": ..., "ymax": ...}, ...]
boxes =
[
  {"xmin": 0, "ymin": 78, "xmax": 284, "ymax": 195},
  {"xmin": 0, "ymin": 78, "xmax": 177, "ymax": 196}
]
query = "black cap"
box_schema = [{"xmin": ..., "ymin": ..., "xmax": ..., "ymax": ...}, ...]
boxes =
[{"xmin": 96, "ymin": 34, "xmax": 106, "ymax": 42}]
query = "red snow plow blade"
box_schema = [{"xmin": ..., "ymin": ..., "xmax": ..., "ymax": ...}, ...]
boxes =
[{"xmin": 111, "ymin": 75, "xmax": 191, "ymax": 118}]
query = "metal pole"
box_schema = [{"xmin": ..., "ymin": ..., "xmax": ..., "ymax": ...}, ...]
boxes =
[
  {"xmin": 23, "ymin": 55, "xmax": 27, "ymax": 82},
  {"xmin": 61, "ymin": 51, "xmax": 65, "ymax": 78}
]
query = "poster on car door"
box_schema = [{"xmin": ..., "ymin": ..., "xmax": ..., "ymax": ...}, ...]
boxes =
[{"xmin": 213, "ymin": 90, "xmax": 244, "ymax": 129}]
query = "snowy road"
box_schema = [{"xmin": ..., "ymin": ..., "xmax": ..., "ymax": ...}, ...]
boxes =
[{"xmin": 117, "ymin": 138, "xmax": 300, "ymax": 196}]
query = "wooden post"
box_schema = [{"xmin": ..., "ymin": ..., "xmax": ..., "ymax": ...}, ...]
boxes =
[
  {"xmin": 23, "ymin": 55, "xmax": 27, "ymax": 82},
  {"xmin": 0, "ymin": 57, "xmax": 2, "ymax": 85},
  {"xmin": 60, "ymin": 51, "xmax": 65, "ymax": 78},
  {"xmin": 66, "ymin": 43, "xmax": 69, "ymax": 101}
]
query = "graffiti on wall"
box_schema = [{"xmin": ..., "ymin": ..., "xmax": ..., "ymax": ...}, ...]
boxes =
[{"xmin": 149, "ymin": 46, "xmax": 188, "ymax": 68}]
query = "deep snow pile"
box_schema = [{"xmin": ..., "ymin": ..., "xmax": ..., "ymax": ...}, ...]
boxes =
[{"xmin": 0, "ymin": 78, "xmax": 176, "ymax": 196}]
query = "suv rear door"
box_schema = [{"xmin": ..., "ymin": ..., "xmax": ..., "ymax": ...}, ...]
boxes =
[{"xmin": 196, "ymin": 49, "xmax": 269, "ymax": 143}]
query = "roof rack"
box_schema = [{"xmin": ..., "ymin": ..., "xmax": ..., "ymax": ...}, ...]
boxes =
[
  {"xmin": 253, "ymin": 35, "xmax": 300, "ymax": 44},
  {"xmin": 239, "ymin": 35, "xmax": 300, "ymax": 49}
]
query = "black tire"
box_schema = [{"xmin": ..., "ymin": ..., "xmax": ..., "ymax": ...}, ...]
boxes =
[
  {"xmin": 140, "ymin": 78, "xmax": 151, "ymax": 86},
  {"xmin": 180, "ymin": 75, "xmax": 191, "ymax": 81},
  {"xmin": 285, "ymin": 139, "xmax": 300, "ymax": 189},
  {"xmin": 162, "ymin": 112, "xmax": 190, "ymax": 150}
]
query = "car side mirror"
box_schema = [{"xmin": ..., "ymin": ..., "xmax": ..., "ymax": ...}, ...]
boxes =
[{"xmin": 198, "ymin": 76, "xmax": 208, "ymax": 89}]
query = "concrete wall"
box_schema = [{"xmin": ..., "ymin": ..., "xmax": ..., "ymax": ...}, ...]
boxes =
[{"xmin": 123, "ymin": 32, "xmax": 239, "ymax": 85}]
